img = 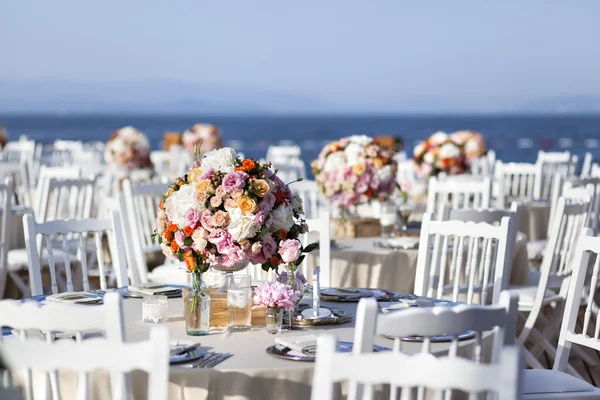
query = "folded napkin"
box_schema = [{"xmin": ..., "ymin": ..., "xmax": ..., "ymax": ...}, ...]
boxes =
[
  {"xmin": 275, "ymin": 335, "xmax": 319, "ymax": 353},
  {"xmin": 379, "ymin": 300, "xmax": 416, "ymax": 313},
  {"xmin": 321, "ymin": 287, "xmax": 374, "ymax": 298},
  {"xmin": 45, "ymin": 292, "xmax": 102, "ymax": 304},
  {"xmin": 387, "ymin": 237, "xmax": 420, "ymax": 249},
  {"xmin": 128, "ymin": 284, "xmax": 180, "ymax": 295}
]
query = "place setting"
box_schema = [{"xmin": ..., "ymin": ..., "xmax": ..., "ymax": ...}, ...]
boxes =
[
  {"xmin": 115, "ymin": 283, "xmax": 187, "ymax": 298},
  {"xmin": 169, "ymin": 341, "xmax": 232, "ymax": 368}
]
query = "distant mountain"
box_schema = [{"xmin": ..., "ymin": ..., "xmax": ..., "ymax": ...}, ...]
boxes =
[
  {"xmin": 0, "ymin": 80, "xmax": 599, "ymax": 114},
  {"xmin": 0, "ymin": 80, "xmax": 327, "ymax": 114}
]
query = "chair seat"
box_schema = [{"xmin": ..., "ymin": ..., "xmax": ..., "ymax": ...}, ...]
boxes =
[
  {"xmin": 523, "ymin": 369, "xmax": 600, "ymax": 399},
  {"xmin": 147, "ymin": 264, "xmax": 191, "ymax": 286},
  {"xmin": 7, "ymin": 248, "xmax": 74, "ymax": 271},
  {"xmin": 527, "ymin": 239, "xmax": 548, "ymax": 261},
  {"xmin": 506, "ymin": 286, "xmax": 562, "ymax": 311},
  {"xmin": 528, "ymin": 267, "xmax": 563, "ymax": 289}
]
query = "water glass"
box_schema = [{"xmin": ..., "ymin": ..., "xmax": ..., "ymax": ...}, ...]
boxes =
[
  {"xmin": 265, "ymin": 308, "xmax": 283, "ymax": 334},
  {"xmin": 227, "ymin": 275, "xmax": 252, "ymax": 331},
  {"xmin": 142, "ymin": 295, "xmax": 168, "ymax": 323},
  {"xmin": 379, "ymin": 201, "xmax": 397, "ymax": 237}
]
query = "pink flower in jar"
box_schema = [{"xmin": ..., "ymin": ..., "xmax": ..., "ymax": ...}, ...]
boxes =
[{"xmin": 278, "ymin": 239, "xmax": 302, "ymax": 263}]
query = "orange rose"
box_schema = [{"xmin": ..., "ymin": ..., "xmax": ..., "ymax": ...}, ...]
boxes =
[
  {"xmin": 253, "ymin": 179, "xmax": 271, "ymax": 197},
  {"xmin": 167, "ymin": 188, "xmax": 174, "ymax": 196},
  {"xmin": 352, "ymin": 162, "xmax": 366, "ymax": 175},
  {"xmin": 164, "ymin": 230, "xmax": 173, "ymax": 241},
  {"xmin": 371, "ymin": 158, "xmax": 383, "ymax": 169},
  {"xmin": 159, "ymin": 201, "xmax": 165, "ymax": 210},
  {"xmin": 170, "ymin": 240, "xmax": 180, "ymax": 252},
  {"xmin": 184, "ymin": 252, "xmax": 197, "ymax": 272},
  {"xmin": 196, "ymin": 179, "xmax": 214, "ymax": 193},
  {"xmin": 183, "ymin": 226, "xmax": 194, "ymax": 236},
  {"xmin": 242, "ymin": 159, "xmax": 256, "ymax": 171},
  {"xmin": 236, "ymin": 195, "xmax": 258, "ymax": 214}
]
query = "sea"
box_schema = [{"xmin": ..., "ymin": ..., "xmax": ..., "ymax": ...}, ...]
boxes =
[{"xmin": 1, "ymin": 114, "xmax": 599, "ymax": 170}]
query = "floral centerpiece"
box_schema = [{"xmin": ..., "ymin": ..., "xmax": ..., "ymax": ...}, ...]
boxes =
[
  {"xmin": 154, "ymin": 147, "xmax": 313, "ymax": 278},
  {"xmin": 450, "ymin": 130, "xmax": 487, "ymax": 163},
  {"xmin": 412, "ymin": 131, "xmax": 467, "ymax": 179},
  {"xmin": 182, "ymin": 123, "xmax": 222, "ymax": 157},
  {"xmin": 311, "ymin": 135, "xmax": 397, "ymax": 210},
  {"xmin": 254, "ymin": 281, "xmax": 297, "ymax": 334},
  {"xmin": 104, "ymin": 126, "xmax": 153, "ymax": 170}
]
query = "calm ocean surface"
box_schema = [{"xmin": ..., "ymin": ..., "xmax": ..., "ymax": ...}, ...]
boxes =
[{"xmin": 1, "ymin": 114, "xmax": 599, "ymax": 168}]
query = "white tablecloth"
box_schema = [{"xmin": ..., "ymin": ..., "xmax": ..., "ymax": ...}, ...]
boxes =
[
  {"xmin": 518, "ymin": 202, "xmax": 551, "ymax": 242},
  {"xmin": 307, "ymin": 234, "xmax": 530, "ymax": 294},
  {"xmin": 16, "ymin": 295, "xmax": 492, "ymax": 400}
]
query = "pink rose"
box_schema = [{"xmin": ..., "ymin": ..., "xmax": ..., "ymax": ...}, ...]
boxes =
[
  {"xmin": 210, "ymin": 196, "xmax": 223, "ymax": 208},
  {"xmin": 224, "ymin": 198, "xmax": 237, "ymax": 210},
  {"xmin": 184, "ymin": 209, "xmax": 201, "ymax": 227},
  {"xmin": 278, "ymin": 239, "xmax": 302, "ymax": 263},
  {"xmin": 254, "ymin": 210, "xmax": 266, "ymax": 225},
  {"xmin": 215, "ymin": 186, "xmax": 228, "ymax": 198},
  {"xmin": 200, "ymin": 210, "xmax": 214, "ymax": 231},
  {"xmin": 175, "ymin": 231, "xmax": 186, "ymax": 248},
  {"xmin": 231, "ymin": 189, "xmax": 244, "ymax": 199},
  {"xmin": 207, "ymin": 228, "xmax": 228, "ymax": 246},
  {"xmin": 222, "ymin": 172, "xmax": 248, "ymax": 192}
]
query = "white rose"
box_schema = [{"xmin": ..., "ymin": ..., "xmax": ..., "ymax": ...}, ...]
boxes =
[
  {"xmin": 201, "ymin": 147, "xmax": 238, "ymax": 173},
  {"xmin": 269, "ymin": 203, "xmax": 295, "ymax": 232},
  {"xmin": 119, "ymin": 126, "xmax": 140, "ymax": 141},
  {"xmin": 439, "ymin": 142, "xmax": 461, "ymax": 159},
  {"xmin": 161, "ymin": 242, "xmax": 175, "ymax": 259},
  {"xmin": 193, "ymin": 236, "xmax": 208, "ymax": 251},
  {"xmin": 430, "ymin": 131, "xmax": 449, "ymax": 145},
  {"xmin": 323, "ymin": 152, "xmax": 346, "ymax": 172},
  {"xmin": 164, "ymin": 184, "xmax": 206, "ymax": 229},
  {"xmin": 228, "ymin": 208, "xmax": 260, "ymax": 241},
  {"xmin": 349, "ymin": 135, "xmax": 371, "ymax": 146},
  {"xmin": 375, "ymin": 165, "xmax": 394, "ymax": 183},
  {"xmin": 291, "ymin": 194, "xmax": 304, "ymax": 214},
  {"xmin": 344, "ymin": 143, "xmax": 363, "ymax": 165},
  {"xmin": 413, "ymin": 141, "xmax": 426, "ymax": 157},
  {"xmin": 423, "ymin": 152, "xmax": 435, "ymax": 165},
  {"xmin": 251, "ymin": 242, "xmax": 262, "ymax": 254}
]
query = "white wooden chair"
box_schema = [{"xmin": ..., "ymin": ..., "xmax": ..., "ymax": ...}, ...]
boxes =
[
  {"xmin": 508, "ymin": 195, "xmax": 591, "ymax": 372},
  {"xmin": 312, "ymin": 335, "xmax": 522, "ymax": 400},
  {"xmin": 35, "ymin": 177, "xmax": 96, "ymax": 223},
  {"xmin": 34, "ymin": 165, "xmax": 81, "ymax": 213},
  {"xmin": 414, "ymin": 212, "xmax": 515, "ymax": 305},
  {"xmin": 0, "ymin": 326, "xmax": 168, "ymax": 400},
  {"xmin": 534, "ymin": 150, "xmax": 578, "ymax": 200},
  {"xmin": 0, "ymin": 178, "xmax": 13, "ymax": 299},
  {"xmin": 494, "ymin": 161, "xmax": 541, "ymax": 207},
  {"xmin": 469, "ymin": 149, "xmax": 496, "ymax": 178},
  {"xmin": 0, "ymin": 292, "xmax": 127, "ymax": 400},
  {"xmin": 425, "ymin": 176, "xmax": 491, "ymax": 215},
  {"xmin": 563, "ymin": 177, "xmax": 600, "ymax": 234},
  {"xmin": 150, "ymin": 148, "xmax": 192, "ymax": 181},
  {"xmin": 22, "ymin": 210, "xmax": 129, "ymax": 295},
  {"xmin": 522, "ymin": 227, "xmax": 600, "ymax": 399},
  {"xmin": 119, "ymin": 179, "xmax": 187, "ymax": 285},
  {"xmin": 289, "ymin": 179, "xmax": 324, "ymax": 220},
  {"xmin": 1, "ymin": 139, "xmax": 36, "ymax": 191},
  {"xmin": 0, "ymin": 161, "xmax": 31, "ymax": 207},
  {"xmin": 580, "ymin": 152, "xmax": 593, "ymax": 177}
]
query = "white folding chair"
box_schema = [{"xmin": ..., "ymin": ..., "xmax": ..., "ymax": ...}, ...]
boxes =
[
  {"xmin": 414, "ymin": 212, "xmax": 515, "ymax": 305},
  {"xmin": 289, "ymin": 179, "xmax": 325, "ymax": 220},
  {"xmin": 0, "ymin": 326, "xmax": 168, "ymax": 400},
  {"xmin": 494, "ymin": 161, "xmax": 541, "ymax": 207},
  {"xmin": 0, "ymin": 293, "xmax": 127, "ymax": 400},
  {"xmin": 119, "ymin": 179, "xmax": 187, "ymax": 285},
  {"xmin": 426, "ymin": 176, "xmax": 491, "ymax": 215},
  {"xmin": 522, "ymin": 227, "xmax": 600, "ymax": 399},
  {"xmin": 312, "ymin": 335, "xmax": 522, "ymax": 400},
  {"xmin": 0, "ymin": 178, "xmax": 13, "ymax": 299},
  {"xmin": 534, "ymin": 150, "xmax": 578, "ymax": 200},
  {"xmin": 35, "ymin": 177, "xmax": 96, "ymax": 223},
  {"xmin": 580, "ymin": 152, "xmax": 593, "ymax": 178},
  {"xmin": 508, "ymin": 195, "xmax": 591, "ymax": 373},
  {"xmin": 34, "ymin": 165, "xmax": 81, "ymax": 213},
  {"xmin": 22, "ymin": 210, "xmax": 129, "ymax": 295}
]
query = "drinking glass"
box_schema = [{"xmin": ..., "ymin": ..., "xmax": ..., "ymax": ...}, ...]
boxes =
[
  {"xmin": 396, "ymin": 203, "xmax": 414, "ymax": 234},
  {"xmin": 227, "ymin": 275, "xmax": 252, "ymax": 331},
  {"xmin": 379, "ymin": 201, "xmax": 397, "ymax": 238},
  {"xmin": 142, "ymin": 295, "xmax": 168, "ymax": 323}
]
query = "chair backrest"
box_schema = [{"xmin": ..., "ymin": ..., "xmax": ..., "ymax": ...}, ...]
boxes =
[
  {"xmin": 0, "ymin": 161, "xmax": 31, "ymax": 207},
  {"xmin": 23, "ymin": 210, "xmax": 129, "ymax": 295},
  {"xmin": 1, "ymin": 139, "xmax": 36, "ymax": 189},
  {"xmin": 396, "ymin": 160, "xmax": 416, "ymax": 183},
  {"xmin": 266, "ymin": 145, "xmax": 301, "ymax": 161},
  {"xmin": 581, "ymin": 152, "xmax": 593, "ymax": 177},
  {"xmin": 554, "ymin": 228, "xmax": 600, "ymax": 372},
  {"xmin": 414, "ymin": 213, "xmax": 515, "ymax": 305},
  {"xmin": 426, "ymin": 176, "xmax": 491, "ymax": 215},
  {"xmin": 494, "ymin": 161, "xmax": 541, "ymax": 207},
  {"xmin": 534, "ymin": 150, "xmax": 577, "ymax": 200},
  {"xmin": 34, "ymin": 165, "xmax": 81, "ymax": 213},
  {"xmin": 311, "ymin": 335, "xmax": 522, "ymax": 400},
  {"xmin": 353, "ymin": 291, "xmax": 518, "ymax": 362},
  {"xmin": 289, "ymin": 179, "xmax": 323, "ymax": 220},
  {"xmin": 35, "ymin": 177, "xmax": 96, "ymax": 223},
  {"xmin": 120, "ymin": 179, "xmax": 170, "ymax": 284},
  {"xmin": 0, "ymin": 326, "xmax": 168, "ymax": 400},
  {"xmin": 0, "ymin": 178, "xmax": 13, "ymax": 299},
  {"xmin": 563, "ymin": 177, "xmax": 600, "ymax": 234}
]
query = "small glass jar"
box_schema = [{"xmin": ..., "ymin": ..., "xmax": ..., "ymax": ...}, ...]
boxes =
[
  {"xmin": 142, "ymin": 295, "xmax": 168, "ymax": 323},
  {"xmin": 184, "ymin": 273, "xmax": 211, "ymax": 336},
  {"xmin": 265, "ymin": 308, "xmax": 283, "ymax": 334}
]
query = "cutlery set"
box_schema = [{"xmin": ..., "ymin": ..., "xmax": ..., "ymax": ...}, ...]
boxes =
[{"xmin": 185, "ymin": 352, "xmax": 233, "ymax": 368}]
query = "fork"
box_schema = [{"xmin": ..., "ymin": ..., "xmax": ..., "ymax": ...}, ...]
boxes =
[
  {"xmin": 205, "ymin": 353, "xmax": 232, "ymax": 368},
  {"xmin": 193, "ymin": 352, "xmax": 219, "ymax": 368}
]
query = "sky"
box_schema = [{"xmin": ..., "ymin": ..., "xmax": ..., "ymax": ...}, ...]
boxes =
[{"xmin": 1, "ymin": 1, "xmax": 600, "ymax": 113}]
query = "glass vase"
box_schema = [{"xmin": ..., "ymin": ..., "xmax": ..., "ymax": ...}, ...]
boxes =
[
  {"xmin": 184, "ymin": 273, "xmax": 211, "ymax": 336},
  {"xmin": 284, "ymin": 265, "xmax": 305, "ymax": 330},
  {"xmin": 265, "ymin": 307, "xmax": 283, "ymax": 334}
]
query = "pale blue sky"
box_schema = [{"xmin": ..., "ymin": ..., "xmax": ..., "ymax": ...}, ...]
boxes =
[{"xmin": 1, "ymin": 1, "xmax": 600, "ymax": 112}]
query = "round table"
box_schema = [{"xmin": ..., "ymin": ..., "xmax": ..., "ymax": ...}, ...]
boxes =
[
  {"xmin": 307, "ymin": 233, "xmax": 530, "ymax": 293},
  {"xmin": 27, "ymin": 294, "xmax": 491, "ymax": 400}
]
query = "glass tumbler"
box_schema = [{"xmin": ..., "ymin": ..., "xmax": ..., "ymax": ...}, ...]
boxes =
[
  {"xmin": 379, "ymin": 200, "xmax": 397, "ymax": 237},
  {"xmin": 142, "ymin": 295, "xmax": 169, "ymax": 323},
  {"xmin": 227, "ymin": 274, "xmax": 252, "ymax": 331}
]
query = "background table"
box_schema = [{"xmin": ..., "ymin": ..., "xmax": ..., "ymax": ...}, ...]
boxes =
[
  {"xmin": 307, "ymin": 233, "xmax": 530, "ymax": 293},
  {"xmin": 518, "ymin": 202, "xmax": 551, "ymax": 242}
]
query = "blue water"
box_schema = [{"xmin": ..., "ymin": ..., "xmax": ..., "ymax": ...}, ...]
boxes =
[{"xmin": 1, "ymin": 114, "xmax": 599, "ymax": 168}]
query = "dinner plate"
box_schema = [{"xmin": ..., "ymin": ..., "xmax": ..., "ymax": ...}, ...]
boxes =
[
  {"xmin": 169, "ymin": 347, "xmax": 205, "ymax": 364},
  {"xmin": 265, "ymin": 341, "xmax": 390, "ymax": 362},
  {"xmin": 383, "ymin": 330, "xmax": 476, "ymax": 343},
  {"xmin": 115, "ymin": 285, "xmax": 186, "ymax": 299},
  {"xmin": 320, "ymin": 288, "xmax": 398, "ymax": 302},
  {"xmin": 45, "ymin": 292, "xmax": 102, "ymax": 304}
]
